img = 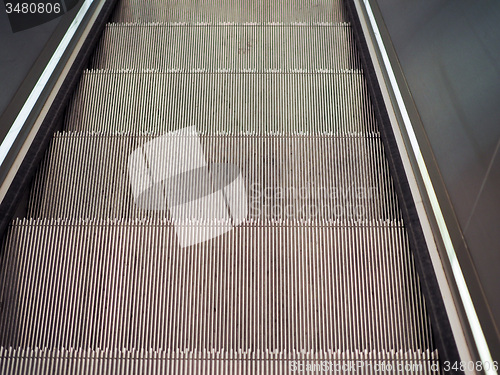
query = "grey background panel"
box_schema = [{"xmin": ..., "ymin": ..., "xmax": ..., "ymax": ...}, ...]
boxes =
[
  {"xmin": 0, "ymin": 10, "xmax": 62, "ymax": 116},
  {"xmin": 0, "ymin": 0, "xmax": 86, "ymax": 146},
  {"xmin": 375, "ymin": 0, "xmax": 500, "ymax": 334}
]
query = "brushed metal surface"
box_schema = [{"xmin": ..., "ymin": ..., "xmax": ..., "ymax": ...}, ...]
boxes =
[
  {"xmin": 1, "ymin": 219, "xmax": 433, "ymax": 352},
  {"xmin": 66, "ymin": 71, "xmax": 377, "ymax": 133},
  {"xmin": 27, "ymin": 133, "xmax": 400, "ymax": 220},
  {"xmin": 90, "ymin": 24, "xmax": 359, "ymax": 71},
  {"xmin": 112, "ymin": 0, "xmax": 348, "ymax": 24},
  {"xmin": 0, "ymin": 0, "xmax": 441, "ymax": 372}
]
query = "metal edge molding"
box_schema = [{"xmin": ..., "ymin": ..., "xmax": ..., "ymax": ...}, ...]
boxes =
[
  {"xmin": 0, "ymin": 0, "xmax": 119, "ymax": 238},
  {"xmin": 346, "ymin": 0, "xmax": 467, "ymax": 373},
  {"xmin": 0, "ymin": 0, "xmax": 85, "ymax": 144},
  {"xmin": 0, "ymin": 0, "xmax": 93, "ymax": 170},
  {"xmin": 347, "ymin": 0, "xmax": 499, "ymax": 373}
]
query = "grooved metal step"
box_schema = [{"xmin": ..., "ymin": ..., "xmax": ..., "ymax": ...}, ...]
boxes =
[
  {"xmin": 0, "ymin": 0, "xmax": 443, "ymax": 372},
  {"xmin": 90, "ymin": 24, "xmax": 359, "ymax": 71},
  {"xmin": 0, "ymin": 347, "xmax": 439, "ymax": 375},
  {"xmin": 27, "ymin": 133, "xmax": 400, "ymax": 220},
  {"xmin": 1, "ymin": 219, "xmax": 434, "ymax": 353},
  {"xmin": 65, "ymin": 71, "xmax": 377, "ymax": 133},
  {"xmin": 111, "ymin": 0, "xmax": 348, "ymax": 23}
]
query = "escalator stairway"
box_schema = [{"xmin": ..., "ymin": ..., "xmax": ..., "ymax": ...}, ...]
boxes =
[{"xmin": 0, "ymin": 0, "xmax": 441, "ymax": 373}]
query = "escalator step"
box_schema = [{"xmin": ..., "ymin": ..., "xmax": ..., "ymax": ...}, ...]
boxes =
[
  {"xmin": 112, "ymin": 0, "xmax": 347, "ymax": 24},
  {"xmin": 65, "ymin": 71, "xmax": 377, "ymax": 133},
  {"xmin": 1, "ymin": 219, "xmax": 433, "ymax": 353},
  {"xmin": 90, "ymin": 24, "xmax": 359, "ymax": 71},
  {"xmin": 0, "ymin": 347, "xmax": 439, "ymax": 374},
  {"xmin": 27, "ymin": 133, "xmax": 400, "ymax": 220}
]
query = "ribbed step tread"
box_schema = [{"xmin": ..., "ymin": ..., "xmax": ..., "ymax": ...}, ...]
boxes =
[
  {"xmin": 0, "ymin": 348, "xmax": 440, "ymax": 374},
  {"xmin": 28, "ymin": 133, "xmax": 400, "ymax": 220},
  {"xmin": 65, "ymin": 71, "xmax": 377, "ymax": 133},
  {"xmin": 90, "ymin": 24, "xmax": 360, "ymax": 71},
  {"xmin": 112, "ymin": 0, "xmax": 347, "ymax": 24},
  {"xmin": 1, "ymin": 219, "xmax": 434, "ymax": 353}
]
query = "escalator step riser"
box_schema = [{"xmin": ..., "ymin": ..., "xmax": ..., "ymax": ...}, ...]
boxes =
[
  {"xmin": 91, "ymin": 24, "xmax": 360, "ymax": 71},
  {"xmin": 0, "ymin": 219, "xmax": 433, "ymax": 353},
  {"xmin": 112, "ymin": 0, "xmax": 347, "ymax": 24},
  {"xmin": 27, "ymin": 134, "xmax": 400, "ymax": 220},
  {"xmin": 65, "ymin": 72, "xmax": 377, "ymax": 133},
  {"xmin": 0, "ymin": 347, "xmax": 439, "ymax": 375}
]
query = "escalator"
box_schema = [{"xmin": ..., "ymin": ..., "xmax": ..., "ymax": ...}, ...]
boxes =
[{"xmin": 0, "ymin": 0, "xmax": 450, "ymax": 373}]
